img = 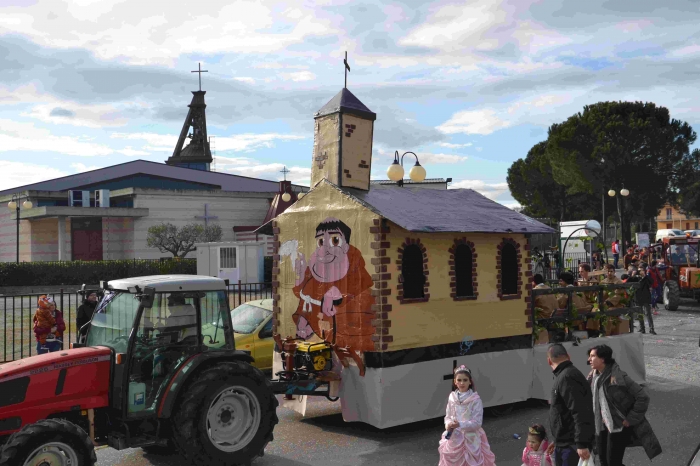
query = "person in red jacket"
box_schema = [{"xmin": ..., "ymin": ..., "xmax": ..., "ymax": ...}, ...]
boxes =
[{"xmin": 33, "ymin": 295, "xmax": 66, "ymax": 353}]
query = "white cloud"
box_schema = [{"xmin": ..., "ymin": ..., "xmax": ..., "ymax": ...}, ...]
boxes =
[
  {"xmin": 450, "ymin": 180, "xmax": 510, "ymax": 200},
  {"xmin": 0, "ymin": 119, "xmax": 113, "ymax": 157},
  {"xmin": 117, "ymin": 147, "xmax": 150, "ymax": 157},
  {"xmin": 0, "ymin": 161, "xmax": 69, "ymax": 191},
  {"xmin": 233, "ymin": 77, "xmax": 256, "ymax": 84},
  {"xmin": 111, "ymin": 132, "xmax": 305, "ymax": 153},
  {"xmin": 215, "ymin": 157, "xmax": 310, "ymax": 185},
  {"xmin": 437, "ymin": 142, "xmax": 472, "ymax": 148},
  {"xmin": 23, "ymin": 102, "xmax": 129, "ymax": 128},
  {"xmin": 215, "ymin": 133, "xmax": 306, "ymax": 152},
  {"xmin": 437, "ymin": 109, "xmax": 512, "ymax": 135},
  {"xmin": 279, "ymin": 71, "xmax": 316, "ymax": 82},
  {"xmin": 70, "ymin": 162, "xmax": 102, "ymax": 172},
  {"xmin": 0, "ymin": 1, "xmax": 338, "ymax": 64},
  {"xmin": 374, "ymin": 148, "xmax": 467, "ymax": 164},
  {"xmin": 498, "ymin": 200, "xmax": 522, "ymax": 210}
]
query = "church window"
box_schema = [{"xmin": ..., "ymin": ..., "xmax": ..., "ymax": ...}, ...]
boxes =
[
  {"xmin": 497, "ymin": 238, "xmax": 522, "ymax": 300},
  {"xmin": 450, "ymin": 239, "xmax": 477, "ymax": 300},
  {"xmin": 397, "ymin": 239, "xmax": 429, "ymax": 303}
]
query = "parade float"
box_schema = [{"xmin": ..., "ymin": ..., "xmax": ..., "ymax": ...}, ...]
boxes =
[{"xmin": 257, "ymin": 85, "xmax": 647, "ymax": 429}]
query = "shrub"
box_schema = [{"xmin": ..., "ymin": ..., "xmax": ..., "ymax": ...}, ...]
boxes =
[{"xmin": 0, "ymin": 259, "xmax": 196, "ymax": 287}]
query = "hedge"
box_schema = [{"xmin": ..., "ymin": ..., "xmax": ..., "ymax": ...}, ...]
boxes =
[{"xmin": 0, "ymin": 259, "xmax": 197, "ymax": 287}]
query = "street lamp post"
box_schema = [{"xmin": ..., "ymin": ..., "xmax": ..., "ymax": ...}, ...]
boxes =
[
  {"xmin": 386, "ymin": 151, "xmax": 427, "ymax": 187},
  {"xmin": 7, "ymin": 194, "xmax": 33, "ymax": 264},
  {"xmin": 608, "ymin": 188, "xmax": 630, "ymax": 248}
]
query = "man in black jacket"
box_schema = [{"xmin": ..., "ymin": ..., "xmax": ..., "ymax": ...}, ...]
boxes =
[
  {"xmin": 547, "ymin": 343, "xmax": 595, "ymax": 466},
  {"xmin": 76, "ymin": 291, "xmax": 98, "ymax": 341}
]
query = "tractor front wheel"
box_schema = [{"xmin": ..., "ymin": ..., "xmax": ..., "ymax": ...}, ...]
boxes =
[
  {"xmin": 0, "ymin": 418, "xmax": 96, "ymax": 466},
  {"xmin": 664, "ymin": 280, "xmax": 681, "ymax": 311},
  {"xmin": 172, "ymin": 361, "xmax": 279, "ymax": 466}
]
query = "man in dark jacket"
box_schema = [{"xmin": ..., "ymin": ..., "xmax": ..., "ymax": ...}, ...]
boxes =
[
  {"xmin": 76, "ymin": 291, "xmax": 98, "ymax": 341},
  {"xmin": 547, "ymin": 343, "xmax": 595, "ymax": 466}
]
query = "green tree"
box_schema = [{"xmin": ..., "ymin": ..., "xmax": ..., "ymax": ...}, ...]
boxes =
[
  {"xmin": 147, "ymin": 222, "xmax": 223, "ymax": 258},
  {"xmin": 507, "ymin": 141, "xmax": 598, "ymax": 221},
  {"xmin": 545, "ymin": 101, "xmax": 699, "ymax": 244}
]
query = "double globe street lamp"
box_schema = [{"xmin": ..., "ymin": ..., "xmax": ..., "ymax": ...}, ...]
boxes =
[
  {"xmin": 386, "ymin": 151, "xmax": 427, "ymax": 186},
  {"xmin": 608, "ymin": 188, "xmax": 630, "ymax": 248},
  {"xmin": 7, "ymin": 195, "xmax": 33, "ymax": 264}
]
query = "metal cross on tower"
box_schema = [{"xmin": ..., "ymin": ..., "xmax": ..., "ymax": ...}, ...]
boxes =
[
  {"xmin": 280, "ymin": 166, "xmax": 290, "ymax": 181},
  {"xmin": 191, "ymin": 63, "xmax": 209, "ymax": 91},
  {"xmin": 344, "ymin": 51, "xmax": 351, "ymax": 88},
  {"xmin": 195, "ymin": 203, "xmax": 218, "ymax": 227}
]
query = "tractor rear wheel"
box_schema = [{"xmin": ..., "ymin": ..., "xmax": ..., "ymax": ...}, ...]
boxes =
[
  {"xmin": 0, "ymin": 418, "xmax": 96, "ymax": 466},
  {"xmin": 171, "ymin": 361, "xmax": 279, "ymax": 466},
  {"xmin": 664, "ymin": 280, "xmax": 681, "ymax": 311}
]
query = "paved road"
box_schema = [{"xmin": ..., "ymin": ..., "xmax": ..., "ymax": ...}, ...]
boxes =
[{"xmin": 98, "ymin": 300, "xmax": 700, "ymax": 466}]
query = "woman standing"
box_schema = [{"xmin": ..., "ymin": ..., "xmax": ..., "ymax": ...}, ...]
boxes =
[{"xmin": 586, "ymin": 344, "xmax": 662, "ymax": 465}]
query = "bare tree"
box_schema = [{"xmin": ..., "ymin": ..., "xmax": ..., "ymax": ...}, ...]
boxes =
[{"xmin": 146, "ymin": 222, "xmax": 223, "ymax": 258}]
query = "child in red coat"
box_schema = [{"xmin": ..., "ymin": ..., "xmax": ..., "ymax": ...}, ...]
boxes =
[{"xmin": 33, "ymin": 295, "xmax": 65, "ymax": 353}]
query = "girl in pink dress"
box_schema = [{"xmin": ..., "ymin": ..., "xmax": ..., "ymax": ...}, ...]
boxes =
[
  {"xmin": 521, "ymin": 424, "xmax": 553, "ymax": 466},
  {"xmin": 438, "ymin": 365, "xmax": 496, "ymax": 466}
]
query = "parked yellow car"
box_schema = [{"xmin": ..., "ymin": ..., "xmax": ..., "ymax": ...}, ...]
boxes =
[{"xmin": 229, "ymin": 299, "xmax": 273, "ymax": 370}]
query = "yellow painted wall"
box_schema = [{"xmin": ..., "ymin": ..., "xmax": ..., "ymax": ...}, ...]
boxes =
[
  {"xmin": 274, "ymin": 180, "xmax": 532, "ymax": 353},
  {"xmin": 274, "ymin": 182, "xmax": 378, "ymax": 340},
  {"xmin": 383, "ymin": 227, "xmax": 530, "ymax": 351},
  {"xmin": 310, "ymin": 114, "xmax": 340, "ymax": 187},
  {"xmin": 339, "ymin": 114, "xmax": 372, "ymax": 191}
]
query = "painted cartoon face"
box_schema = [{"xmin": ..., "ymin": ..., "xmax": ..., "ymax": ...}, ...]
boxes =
[{"xmin": 309, "ymin": 228, "xmax": 350, "ymax": 283}]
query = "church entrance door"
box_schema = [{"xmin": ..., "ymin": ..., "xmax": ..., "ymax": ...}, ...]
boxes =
[{"xmin": 72, "ymin": 217, "xmax": 103, "ymax": 261}]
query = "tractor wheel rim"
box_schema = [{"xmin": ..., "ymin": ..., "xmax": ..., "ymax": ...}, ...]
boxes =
[
  {"xmin": 664, "ymin": 286, "xmax": 669, "ymax": 303},
  {"xmin": 23, "ymin": 441, "xmax": 79, "ymax": 466},
  {"xmin": 206, "ymin": 385, "xmax": 261, "ymax": 452}
]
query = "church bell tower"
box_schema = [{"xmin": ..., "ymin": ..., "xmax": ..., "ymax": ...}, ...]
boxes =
[
  {"xmin": 311, "ymin": 56, "xmax": 376, "ymax": 191},
  {"xmin": 166, "ymin": 64, "xmax": 213, "ymax": 171}
]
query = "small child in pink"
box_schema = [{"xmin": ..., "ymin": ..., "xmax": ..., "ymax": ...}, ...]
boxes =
[{"xmin": 521, "ymin": 424, "xmax": 553, "ymax": 466}]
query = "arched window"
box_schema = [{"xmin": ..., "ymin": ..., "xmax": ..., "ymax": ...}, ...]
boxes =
[
  {"xmin": 401, "ymin": 244, "xmax": 425, "ymax": 299},
  {"xmin": 500, "ymin": 242, "xmax": 519, "ymax": 296},
  {"xmin": 455, "ymin": 244, "xmax": 474, "ymax": 297}
]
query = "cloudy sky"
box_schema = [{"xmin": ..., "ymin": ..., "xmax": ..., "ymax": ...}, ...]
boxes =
[{"xmin": 1, "ymin": 1, "xmax": 700, "ymax": 208}]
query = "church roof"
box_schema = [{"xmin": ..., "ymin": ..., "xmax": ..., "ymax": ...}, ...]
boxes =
[
  {"xmin": 256, "ymin": 179, "xmax": 556, "ymax": 235},
  {"xmin": 343, "ymin": 183, "xmax": 555, "ymax": 234},
  {"xmin": 0, "ymin": 160, "xmax": 304, "ymax": 196},
  {"xmin": 314, "ymin": 88, "xmax": 376, "ymax": 121}
]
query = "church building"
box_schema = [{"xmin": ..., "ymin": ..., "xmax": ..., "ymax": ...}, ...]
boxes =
[{"xmin": 0, "ymin": 86, "xmax": 306, "ymax": 262}]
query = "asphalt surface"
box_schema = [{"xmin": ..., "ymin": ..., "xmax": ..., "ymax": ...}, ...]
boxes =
[{"xmin": 97, "ymin": 299, "xmax": 700, "ymax": 466}]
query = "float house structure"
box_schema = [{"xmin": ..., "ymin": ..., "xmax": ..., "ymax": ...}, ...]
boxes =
[{"xmin": 259, "ymin": 87, "xmax": 646, "ymax": 428}]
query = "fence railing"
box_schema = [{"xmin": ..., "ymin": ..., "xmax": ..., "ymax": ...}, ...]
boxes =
[{"xmin": 1, "ymin": 281, "xmax": 272, "ymax": 363}]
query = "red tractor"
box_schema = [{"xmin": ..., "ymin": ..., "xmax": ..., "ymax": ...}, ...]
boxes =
[
  {"xmin": 0, "ymin": 275, "xmax": 279, "ymax": 466},
  {"xmin": 650, "ymin": 236, "xmax": 700, "ymax": 311}
]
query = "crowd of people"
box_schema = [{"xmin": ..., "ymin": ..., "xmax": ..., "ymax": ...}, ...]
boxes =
[
  {"xmin": 533, "ymin": 253, "xmax": 665, "ymax": 340},
  {"xmin": 438, "ymin": 344, "xmax": 662, "ymax": 466}
]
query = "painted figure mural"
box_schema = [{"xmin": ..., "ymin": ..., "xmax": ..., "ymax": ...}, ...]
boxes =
[{"xmin": 292, "ymin": 217, "xmax": 375, "ymax": 375}]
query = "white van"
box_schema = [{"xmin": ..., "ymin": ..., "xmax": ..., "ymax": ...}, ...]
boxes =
[{"xmin": 655, "ymin": 229, "xmax": 685, "ymax": 242}]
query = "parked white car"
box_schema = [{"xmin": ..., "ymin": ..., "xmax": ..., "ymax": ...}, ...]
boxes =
[
  {"xmin": 684, "ymin": 230, "xmax": 700, "ymax": 237},
  {"xmin": 655, "ymin": 229, "xmax": 685, "ymax": 242}
]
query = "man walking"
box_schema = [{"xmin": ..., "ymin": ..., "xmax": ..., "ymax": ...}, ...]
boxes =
[
  {"xmin": 612, "ymin": 240, "xmax": 620, "ymax": 269},
  {"xmin": 546, "ymin": 343, "xmax": 595, "ymax": 466}
]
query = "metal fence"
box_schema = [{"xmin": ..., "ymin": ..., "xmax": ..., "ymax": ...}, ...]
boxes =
[{"xmin": 0, "ymin": 281, "xmax": 273, "ymax": 363}]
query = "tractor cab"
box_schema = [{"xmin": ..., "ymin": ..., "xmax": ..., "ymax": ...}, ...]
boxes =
[
  {"xmin": 82, "ymin": 275, "xmax": 237, "ymax": 418},
  {"xmin": 0, "ymin": 275, "xmax": 279, "ymax": 466},
  {"xmin": 651, "ymin": 237, "xmax": 700, "ymax": 310}
]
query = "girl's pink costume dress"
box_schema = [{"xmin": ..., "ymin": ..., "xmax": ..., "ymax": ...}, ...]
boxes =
[
  {"xmin": 438, "ymin": 389, "xmax": 496, "ymax": 466},
  {"xmin": 521, "ymin": 439, "xmax": 553, "ymax": 466}
]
